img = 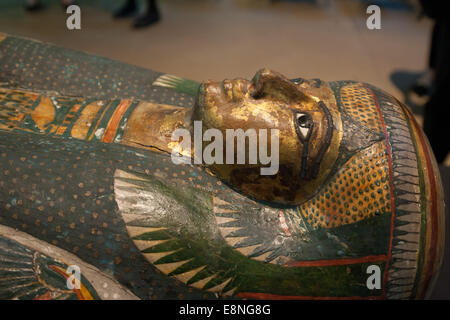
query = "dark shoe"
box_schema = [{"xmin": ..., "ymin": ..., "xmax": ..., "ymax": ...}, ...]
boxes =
[
  {"xmin": 410, "ymin": 71, "xmax": 433, "ymax": 97},
  {"xmin": 410, "ymin": 83, "xmax": 430, "ymax": 97},
  {"xmin": 25, "ymin": 2, "xmax": 44, "ymax": 12},
  {"xmin": 133, "ymin": 12, "xmax": 160, "ymax": 28},
  {"xmin": 114, "ymin": 2, "xmax": 138, "ymax": 19}
]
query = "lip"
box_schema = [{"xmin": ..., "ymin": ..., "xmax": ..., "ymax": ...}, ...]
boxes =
[
  {"xmin": 199, "ymin": 78, "xmax": 256, "ymax": 106},
  {"xmin": 221, "ymin": 79, "xmax": 254, "ymax": 101},
  {"xmin": 221, "ymin": 80, "xmax": 233, "ymax": 100}
]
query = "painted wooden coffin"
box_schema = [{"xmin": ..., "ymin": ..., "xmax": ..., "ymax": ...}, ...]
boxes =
[{"xmin": 0, "ymin": 33, "xmax": 445, "ymax": 300}]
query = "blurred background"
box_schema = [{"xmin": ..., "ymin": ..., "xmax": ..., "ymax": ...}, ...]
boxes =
[
  {"xmin": 0, "ymin": 0, "xmax": 434, "ymax": 116},
  {"xmin": 0, "ymin": 0, "xmax": 449, "ymax": 298}
]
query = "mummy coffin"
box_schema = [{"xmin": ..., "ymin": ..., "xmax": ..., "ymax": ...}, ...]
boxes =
[{"xmin": 0, "ymin": 33, "xmax": 445, "ymax": 300}]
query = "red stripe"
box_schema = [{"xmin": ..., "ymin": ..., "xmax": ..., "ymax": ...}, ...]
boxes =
[
  {"xmin": 284, "ymin": 254, "xmax": 386, "ymax": 267},
  {"xmin": 102, "ymin": 100, "xmax": 131, "ymax": 143},
  {"xmin": 365, "ymin": 85, "xmax": 396, "ymax": 299},
  {"xmin": 236, "ymin": 292, "xmax": 383, "ymax": 300},
  {"xmin": 403, "ymin": 106, "xmax": 438, "ymax": 299}
]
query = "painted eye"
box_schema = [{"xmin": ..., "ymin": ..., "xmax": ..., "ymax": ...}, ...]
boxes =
[
  {"xmin": 295, "ymin": 113, "xmax": 313, "ymax": 141},
  {"xmin": 297, "ymin": 114, "xmax": 310, "ymax": 127}
]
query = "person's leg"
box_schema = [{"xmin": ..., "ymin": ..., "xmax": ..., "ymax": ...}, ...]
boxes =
[
  {"xmin": 423, "ymin": 21, "xmax": 450, "ymax": 163},
  {"xmin": 411, "ymin": 23, "xmax": 440, "ymax": 97},
  {"xmin": 133, "ymin": 0, "xmax": 160, "ymax": 28},
  {"xmin": 114, "ymin": 0, "xmax": 138, "ymax": 19},
  {"xmin": 423, "ymin": 87, "xmax": 450, "ymax": 163},
  {"xmin": 429, "ymin": 22, "xmax": 441, "ymax": 71}
]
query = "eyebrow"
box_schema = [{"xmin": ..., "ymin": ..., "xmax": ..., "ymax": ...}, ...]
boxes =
[{"xmin": 298, "ymin": 100, "xmax": 334, "ymax": 180}]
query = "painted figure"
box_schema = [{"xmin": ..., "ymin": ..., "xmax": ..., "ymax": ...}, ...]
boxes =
[{"xmin": 0, "ymin": 33, "xmax": 445, "ymax": 300}]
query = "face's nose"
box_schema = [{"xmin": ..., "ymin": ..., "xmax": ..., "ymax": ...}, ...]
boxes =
[{"xmin": 250, "ymin": 69, "xmax": 308, "ymax": 103}]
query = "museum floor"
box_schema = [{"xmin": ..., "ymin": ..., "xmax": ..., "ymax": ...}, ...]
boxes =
[{"xmin": 0, "ymin": 0, "xmax": 449, "ymax": 299}]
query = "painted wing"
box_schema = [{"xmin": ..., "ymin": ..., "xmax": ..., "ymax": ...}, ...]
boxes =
[{"xmin": 0, "ymin": 236, "xmax": 97, "ymax": 300}]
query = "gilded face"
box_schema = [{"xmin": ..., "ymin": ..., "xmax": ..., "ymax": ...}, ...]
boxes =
[{"xmin": 192, "ymin": 69, "xmax": 340, "ymax": 205}]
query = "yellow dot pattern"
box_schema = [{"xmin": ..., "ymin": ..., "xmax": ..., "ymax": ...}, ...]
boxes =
[
  {"xmin": 298, "ymin": 141, "xmax": 391, "ymax": 229},
  {"xmin": 340, "ymin": 83, "xmax": 382, "ymax": 132}
]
